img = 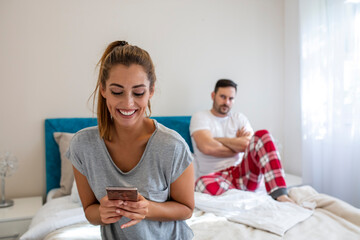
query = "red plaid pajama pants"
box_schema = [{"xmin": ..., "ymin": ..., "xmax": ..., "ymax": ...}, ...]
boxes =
[{"xmin": 195, "ymin": 130, "xmax": 287, "ymax": 198}]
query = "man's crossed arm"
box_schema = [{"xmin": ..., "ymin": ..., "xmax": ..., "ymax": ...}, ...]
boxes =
[{"xmin": 192, "ymin": 127, "xmax": 252, "ymax": 158}]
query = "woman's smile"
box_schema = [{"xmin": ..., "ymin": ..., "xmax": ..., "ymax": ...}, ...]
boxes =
[
  {"xmin": 118, "ymin": 109, "xmax": 137, "ymax": 116},
  {"xmin": 101, "ymin": 64, "xmax": 154, "ymax": 128}
]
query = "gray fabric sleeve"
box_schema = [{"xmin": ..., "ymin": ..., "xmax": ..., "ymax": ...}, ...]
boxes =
[
  {"xmin": 170, "ymin": 140, "xmax": 193, "ymax": 184},
  {"xmin": 65, "ymin": 133, "xmax": 87, "ymax": 177}
]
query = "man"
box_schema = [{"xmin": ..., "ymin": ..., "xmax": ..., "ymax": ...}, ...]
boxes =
[{"xmin": 190, "ymin": 79, "xmax": 293, "ymax": 202}]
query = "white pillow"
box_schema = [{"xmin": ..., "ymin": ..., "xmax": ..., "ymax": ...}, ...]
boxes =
[
  {"xmin": 53, "ymin": 132, "xmax": 75, "ymax": 198},
  {"xmin": 70, "ymin": 179, "xmax": 81, "ymax": 204}
]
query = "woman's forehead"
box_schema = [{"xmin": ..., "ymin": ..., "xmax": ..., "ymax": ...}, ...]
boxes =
[{"xmin": 107, "ymin": 64, "xmax": 149, "ymax": 87}]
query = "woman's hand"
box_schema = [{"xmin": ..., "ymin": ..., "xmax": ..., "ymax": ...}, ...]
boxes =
[
  {"xmin": 99, "ymin": 193, "xmax": 149, "ymax": 228},
  {"xmin": 116, "ymin": 194, "xmax": 149, "ymax": 229},
  {"xmin": 98, "ymin": 195, "xmax": 124, "ymax": 224}
]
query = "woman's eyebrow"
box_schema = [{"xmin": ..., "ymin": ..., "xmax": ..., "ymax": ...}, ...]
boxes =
[
  {"xmin": 109, "ymin": 83, "xmax": 146, "ymax": 88},
  {"xmin": 133, "ymin": 84, "xmax": 146, "ymax": 89},
  {"xmin": 110, "ymin": 83, "xmax": 123, "ymax": 88}
]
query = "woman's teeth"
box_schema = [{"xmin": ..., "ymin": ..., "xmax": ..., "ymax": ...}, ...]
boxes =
[{"xmin": 119, "ymin": 110, "xmax": 136, "ymax": 116}]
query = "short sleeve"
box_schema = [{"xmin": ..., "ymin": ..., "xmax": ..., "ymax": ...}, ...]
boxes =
[
  {"xmin": 190, "ymin": 111, "xmax": 211, "ymax": 135},
  {"xmin": 66, "ymin": 133, "xmax": 87, "ymax": 177},
  {"xmin": 170, "ymin": 140, "xmax": 193, "ymax": 184},
  {"xmin": 235, "ymin": 113, "xmax": 254, "ymax": 134}
]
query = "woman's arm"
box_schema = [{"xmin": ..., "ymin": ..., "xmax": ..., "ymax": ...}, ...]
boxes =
[
  {"xmin": 75, "ymin": 163, "xmax": 195, "ymax": 229},
  {"xmin": 117, "ymin": 163, "xmax": 195, "ymax": 228},
  {"xmin": 147, "ymin": 162, "xmax": 195, "ymax": 220},
  {"xmin": 73, "ymin": 167, "xmax": 124, "ymax": 225}
]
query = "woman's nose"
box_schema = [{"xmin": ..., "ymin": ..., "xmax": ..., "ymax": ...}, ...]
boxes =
[{"xmin": 124, "ymin": 94, "xmax": 134, "ymax": 107}]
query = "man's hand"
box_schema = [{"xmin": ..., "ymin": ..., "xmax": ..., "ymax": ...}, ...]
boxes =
[
  {"xmin": 236, "ymin": 127, "xmax": 252, "ymax": 139},
  {"xmin": 215, "ymin": 127, "xmax": 252, "ymax": 153},
  {"xmin": 192, "ymin": 128, "xmax": 253, "ymax": 157},
  {"xmin": 192, "ymin": 130, "xmax": 238, "ymax": 158}
]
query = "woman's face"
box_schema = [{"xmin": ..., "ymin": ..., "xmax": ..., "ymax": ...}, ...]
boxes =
[{"xmin": 101, "ymin": 64, "xmax": 154, "ymax": 128}]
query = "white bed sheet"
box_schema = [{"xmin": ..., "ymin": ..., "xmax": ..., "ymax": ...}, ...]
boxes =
[
  {"xmin": 20, "ymin": 196, "xmax": 86, "ymax": 240},
  {"xmin": 21, "ymin": 188, "xmax": 312, "ymax": 240},
  {"xmin": 45, "ymin": 186, "xmax": 360, "ymax": 240},
  {"xmin": 21, "ymin": 175, "xmax": 360, "ymax": 240}
]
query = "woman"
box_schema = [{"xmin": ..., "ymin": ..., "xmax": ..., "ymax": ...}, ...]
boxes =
[{"xmin": 67, "ymin": 41, "xmax": 194, "ymax": 239}]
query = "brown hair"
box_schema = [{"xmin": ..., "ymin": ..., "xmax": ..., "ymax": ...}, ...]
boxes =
[
  {"xmin": 214, "ymin": 79, "xmax": 237, "ymax": 93},
  {"xmin": 92, "ymin": 41, "xmax": 156, "ymax": 140}
]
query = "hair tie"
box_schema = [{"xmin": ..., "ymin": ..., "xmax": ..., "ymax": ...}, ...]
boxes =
[{"xmin": 118, "ymin": 41, "xmax": 128, "ymax": 46}]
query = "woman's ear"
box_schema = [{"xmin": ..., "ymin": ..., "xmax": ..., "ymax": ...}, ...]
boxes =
[
  {"xmin": 149, "ymin": 86, "xmax": 155, "ymax": 99},
  {"xmin": 100, "ymin": 85, "xmax": 106, "ymax": 99}
]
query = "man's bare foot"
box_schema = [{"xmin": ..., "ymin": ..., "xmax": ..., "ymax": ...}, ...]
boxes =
[{"xmin": 276, "ymin": 194, "xmax": 295, "ymax": 203}]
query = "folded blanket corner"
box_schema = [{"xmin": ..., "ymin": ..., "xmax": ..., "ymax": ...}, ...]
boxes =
[{"xmin": 195, "ymin": 187, "xmax": 313, "ymax": 236}]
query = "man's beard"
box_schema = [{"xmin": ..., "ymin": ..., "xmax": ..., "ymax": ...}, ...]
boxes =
[{"xmin": 215, "ymin": 104, "xmax": 230, "ymax": 115}]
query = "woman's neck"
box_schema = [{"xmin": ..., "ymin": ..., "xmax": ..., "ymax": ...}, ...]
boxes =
[{"xmin": 111, "ymin": 118, "xmax": 155, "ymax": 143}]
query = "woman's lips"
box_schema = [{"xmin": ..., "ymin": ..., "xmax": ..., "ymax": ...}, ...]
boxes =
[{"xmin": 118, "ymin": 109, "xmax": 136, "ymax": 116}]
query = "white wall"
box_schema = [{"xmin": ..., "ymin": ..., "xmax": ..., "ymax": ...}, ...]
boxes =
[
  {"xmin": 284, "ymin": 0, "xmax": 302, "ymax": 175},
  {"xmin": 0, "ymin": 0, "xmax": 292, "ymax": 199}
]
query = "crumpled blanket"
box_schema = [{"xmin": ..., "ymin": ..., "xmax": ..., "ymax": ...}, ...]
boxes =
[
  {"xmin": 194, "ymin": 188, "xmax": 313, "ymax": 236},
  {"xmin": 20, "ymin": 197, "xmax": 87, "ymax": 240}
]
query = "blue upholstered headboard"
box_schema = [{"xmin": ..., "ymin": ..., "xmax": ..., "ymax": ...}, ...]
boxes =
[{"xmin": 44, "ymin": 116, "xmax": 193, "ymax": 193}]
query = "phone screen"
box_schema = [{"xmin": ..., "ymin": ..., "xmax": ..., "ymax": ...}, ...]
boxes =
[{"xmin": 106, "ymin": 187, "xmax": 138, "ymax": 201}]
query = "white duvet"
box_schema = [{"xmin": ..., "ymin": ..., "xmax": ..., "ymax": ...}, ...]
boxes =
[
  {"xmin": 20, "ymin": 186, "xmax": 316, "ymax": 240},
  {"xmin": 194, "ymin": 189, "xmax": 313, "ymax": 236},
  {"xmin": 20, "ymin": 196, "xmax": 87, "ymax": 240}
]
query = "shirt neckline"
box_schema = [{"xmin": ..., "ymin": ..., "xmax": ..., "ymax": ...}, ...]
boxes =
[{"xmin": 100, "ymin": 119, "xmax": 158, "ymax": 175}]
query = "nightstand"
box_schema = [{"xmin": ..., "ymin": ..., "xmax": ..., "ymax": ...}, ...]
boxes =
[{"xmin": 0, "ymin": 196, "xmax": 43, "ymax": 240}]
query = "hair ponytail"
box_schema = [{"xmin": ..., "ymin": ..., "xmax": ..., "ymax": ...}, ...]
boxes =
[{"xmin": 90, "ymin": 40, "xmax": 156, "ymax": 141}]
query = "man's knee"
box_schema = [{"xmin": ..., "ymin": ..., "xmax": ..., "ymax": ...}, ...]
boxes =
[{"xmin": 254, "ymin": 129, "xmax": 269, "ymax": 137}]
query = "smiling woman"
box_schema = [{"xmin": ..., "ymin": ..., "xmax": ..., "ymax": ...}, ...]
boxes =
[
  {"xmin": 101, "ymin": 64, "xmax": 153, "ymax": 128},
  {"xmin": 66, "ymin": 41, "xmax": 195, "ymax": 240},
  {"xmin": 93, "ymin": 41, "xmax": 157, "ymax": 141}
]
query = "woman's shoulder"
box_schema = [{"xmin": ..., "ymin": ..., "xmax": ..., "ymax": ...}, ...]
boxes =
[
  {"xmin": 155, "ymin": 122, "xmax": 181, "ymax": 138},
  {"xmin": 153, "ymin": 121, "xmax": 188, "ymax": 148},
  {"xmin": 66, "ymin": 126, "xmax": 102, "ymax": 162},
  {"xmin": 71, "ymin": 126, "xmax": 100, "ymax": 145}
]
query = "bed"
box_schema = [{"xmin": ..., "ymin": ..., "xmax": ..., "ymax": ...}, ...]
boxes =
[{"xmin": 20, "ymin": 117, "xmax": 360, "ymax": 239}]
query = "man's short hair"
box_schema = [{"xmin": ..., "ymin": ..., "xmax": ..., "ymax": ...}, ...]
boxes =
[{"xmin": 214, "ymin": 79, "xmax": 237, "ymax": 93}]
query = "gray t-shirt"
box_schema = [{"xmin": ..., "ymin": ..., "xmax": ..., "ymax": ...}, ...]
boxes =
[{"xmin": 67, "ymin": 120, "xmax": 194, "ymax": 240}]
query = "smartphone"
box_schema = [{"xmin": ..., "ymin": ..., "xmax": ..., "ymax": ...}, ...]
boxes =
[{"xmin": 106, "ymin": 186, "xmax": 138, "ymax": 202}]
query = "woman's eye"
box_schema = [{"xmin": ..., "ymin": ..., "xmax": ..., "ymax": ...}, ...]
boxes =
[
  {"xmin": 133, "ymin": 92, "xmax": 145, "ymax": 97},
  {"xmin": 111, "ymin": 91, "xmax": 123, "ymax": 95}
]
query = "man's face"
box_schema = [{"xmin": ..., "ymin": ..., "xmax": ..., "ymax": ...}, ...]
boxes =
[{"xmin": 212, "ymin": 86, "xmax": 236, "ymax": 116}]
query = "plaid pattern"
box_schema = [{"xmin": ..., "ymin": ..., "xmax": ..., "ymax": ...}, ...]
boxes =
[{"xmin": 195, "ymin": 130, "xmax": 287, "ymax": 196}]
